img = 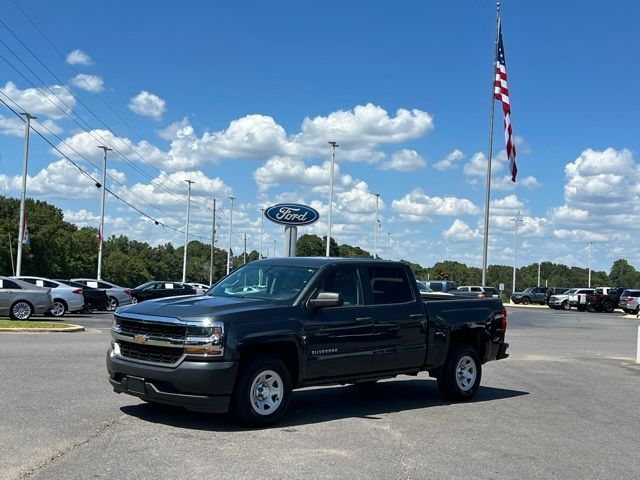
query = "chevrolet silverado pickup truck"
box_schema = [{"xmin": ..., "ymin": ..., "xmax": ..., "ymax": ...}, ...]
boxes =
[{"xmin": 107, "ymin": 258, "xmax": 509, "ymax": 425}]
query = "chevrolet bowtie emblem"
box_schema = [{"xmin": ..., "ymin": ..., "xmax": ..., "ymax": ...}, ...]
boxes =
[{"xmin": 133, "ymin": 334, "xmax": 148, "ymax": 344}]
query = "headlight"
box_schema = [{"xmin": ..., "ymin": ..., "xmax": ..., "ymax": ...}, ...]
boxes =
[{"xmin": 184, "ymin": 322, "xmax": 224, "ymax": 356}]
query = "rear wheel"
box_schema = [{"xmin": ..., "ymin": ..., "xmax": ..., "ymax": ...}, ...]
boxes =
[
  {"xmin": 48, "ymin": 299, "xmax": 66, "ymax": 317},
  {"xmin": 106, "ymin": 297, "xmax": 119, "ymax": 311},
  {"xmin": 10, "ymin": 301, "xmax": 33, "ymax": 320},
  {"xmin": 521, "ymin": 297, "xmax": 531, "ymax": 305},
  {"xmin": 232, "ymin": 356, "xmax": 292, "ymax": 426},
  {"xmin": 437, "ymin": 344, "xmax": 482, "ymax": 401},
  {"xmin": 130, "ymin": 297, "xmax": 138, "ymax": 304},
  {"xmin": 603, "ymin": 302, "xmax": 615, "ymax": 313}
]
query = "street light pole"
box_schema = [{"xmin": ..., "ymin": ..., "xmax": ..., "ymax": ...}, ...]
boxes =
[
  {"xmin": 96, "ymin": 145, "xmax": 112, "ymax": 280},
  {"xmin": 511, "ymin": 211, "xmax": 523, "ymax": 296},
  {"xmin": 209, "ymin": 198, "xmax": 216, "ymax": 286},
  {"xmin": 16, "ymin": 112, "xmax": 36, "ymax": 276},
  {"xmin": 243, "ymin": 232, "xmax": 247, "ymax": 265},
  {"xmin": 182, "ymin": 179, "xmax": 194, "ymax": 283},
  {"xmin": 227, "ymin": 196, "xmax": 235, "ymax": 274},
  {"xmin": 374, "ymin": 193, "xmax": 380, "ymax": 259},
  {"xmin": 326, "ymin": 141, "xmax": 339, "ymax": 256},
  {"xmin": 259, "ymin": 208, "xmax": 264, "ymax": 259},
  {"xmin": 537, "ymin": 261, "xmax": 541, "ymax": 287},
  {"xmin": 588, "ymin": 242, "xmax": 593, "ymax": 287}
]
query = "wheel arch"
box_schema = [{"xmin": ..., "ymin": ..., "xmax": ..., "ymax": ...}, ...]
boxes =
[{"xmin": 236, "ymin": 340, "xmax": 302, "ymax": 387}]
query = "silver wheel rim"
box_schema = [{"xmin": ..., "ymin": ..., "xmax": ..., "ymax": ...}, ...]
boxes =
[
  {"xmin": 107, "ymin": 298, "xmax": 117, "ymax": 311},
  {"xmin": 249, "ymin": 370, "xmax": 283, "ymax": 416},
  {"xmin": 51, "ymin": 301, "xmax": 65, "ymax": 317},
  {"xmin": 131, "ymin": 297, "xmax": 138, "ymax": 304},
  {"xmin": 13, "ymin": 302, "xmax": 31, "ymax": 320},
  {"xmin": 455, "ymin": 355, "xmax": 477, "ymax": 392}
]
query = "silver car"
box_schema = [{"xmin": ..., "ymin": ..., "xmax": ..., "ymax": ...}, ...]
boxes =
[
  {"xmin": 0, "ymin": 277, "xmax": 52, "ymax": 320},
  {"xmin": 14, "ymin": 276, "xmax": 85, "ymax": 317},
  {"xmin": 70, "ymin": 278, "xmax": 133, "ymax": 311},
  {"xmin": 618, "ymin": 290, "xmax": 640, "ymax": 314}
]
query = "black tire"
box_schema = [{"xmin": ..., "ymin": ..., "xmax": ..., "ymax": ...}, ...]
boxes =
[
  {"xmin": 511, "ymin": 299, "xmax": 521, "ymax": 305},
  {"xmin": 106, "ymin": 296, "xmax": 119, "ymax": 311},
  {"xmin": 562, "ymin": 301, "xmax": 570, "ymax": 310},
  {"xmin": 577, "ymin": 305, "xmax": 587, "ymax": 312},
  {"xmin": 623, "ymin": 309, "xmax": 630, "ymax": 314},
  {"xmin": 10, "ymin": 300, "xmax": 33, "ymax": 320},
  {"xmin": 521, "ymin": 297, "xmax": 531, "ymax": 305},
  {"xmin": 602, "ymin": 302, "xmax": 614, "ymax": 313},
  {"xmin": 232, "ymin": 355, "xmax": 292, "ymax": 426},
  {"xmin": 437, "ymin": 344, "xmax": 482, "ymax": 401},
  {"xmin": 48, "ymin": 299, "xmax": 67, "ymax": 317}
]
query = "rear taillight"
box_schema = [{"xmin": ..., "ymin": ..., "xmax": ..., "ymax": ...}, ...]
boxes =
[
  {"xmin": 72, "ymin": 289, "xmax": 82, "ymax": 295},
  {"xmin": 124, "ymin": 289, "xmax": 131, "ymax": 296},
  {"xmin": 501, "ymin": 307, "xmax": 507, "ymax": 332}
]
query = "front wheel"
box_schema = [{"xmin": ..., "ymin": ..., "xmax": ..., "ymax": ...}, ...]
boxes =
[
  {"xmin": 232, "ymin": 356, "xmax": 292, "ymax": 426},
  {"xmin": 10, "ymin": 301, "xmax": 33, "ymax": 320},
  {"xmin": 603, "ymin": 302, "xmax": 615, "ymax": 313},
  {"xmin": 437, "ymin": 345, "xmax": 482, "ymax": 401},
  {"xmin": 562, "ymin": 301, "xmax": 570, "ymax": 310},
  {"xmin": 577, "ymin": 305, "xmax": 587, "ymax": 312},
  {"xmin": 521, "ymin": 297, "xmax": 531, "ymax": 305}
]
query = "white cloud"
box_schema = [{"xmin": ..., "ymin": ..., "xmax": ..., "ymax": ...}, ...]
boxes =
[
  {"xmin": 549, "ymin": 204, "xmax": 589, "ymax": 223},
  {"xmin": 443, "ymin": 219, "xmax": 480, "ymax": 241},
  {"xmin": 552, "ymin": 229, "xmax": 608, "ymax": 242},
  {"xmin": 379, "ymin": 149, "xmax": 426, "ymax": 171},
  {"xmin": 0, "ymin": 81, "xmax": 75, "ymax": 120},
  {"xmin": 492, "ymin": 174, "xmax": 540, "ymax": 191},
  {"xmin": 253, "ymin": 156, "xmax": 354, "ymax": 192},
  {"xmin": 433, "ymin": 149, "xmax": 464, "ymax": 170},
  {"xmin": 392, "ymin": 188, "xmax": 478, "ymax": 221},
  {"xmin": 66, "ymin": 49, "xmax": 92, "ymax": 66},
  {"xmin": 128, "ymin": 91, "xmax": 166, "ymax": 121},
  {"xmin": 70, "ymin": 74, "xmax": 104, "ymax": 92},
  {"xmin": 0, "ymin": 115, "xmax": 62, "ymax": 137}
]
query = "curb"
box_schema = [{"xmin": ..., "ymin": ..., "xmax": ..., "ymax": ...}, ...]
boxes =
[
  {"xmin": 0, "ymin": 324, "xmax": 85, "ymax": 333},
  {"xmin": 505, "ymin": 304, "xmax": 549, "ymax": 309}
]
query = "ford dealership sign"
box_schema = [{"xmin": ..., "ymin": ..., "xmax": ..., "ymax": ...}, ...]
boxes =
[{"xmin": 264, "ymin": 204, "xmax": 319, "ymax": 226}]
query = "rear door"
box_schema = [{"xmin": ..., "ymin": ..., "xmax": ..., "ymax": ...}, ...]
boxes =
[
  {"xmin": 0, "ymin": 279, "xmax": 21, "ymax": 315},
  {"xmin": 365, "ymin": 265, "xmax": 427, "ymax": 371},
  {"xmin": 304, "ymin": 265, "xmax": 377, "ymax": 379}
]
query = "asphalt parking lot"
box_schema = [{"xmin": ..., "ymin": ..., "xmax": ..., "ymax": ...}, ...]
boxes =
[{"xmin": 1, "ymin": 308, "xmax": 639, "ymax": 480}]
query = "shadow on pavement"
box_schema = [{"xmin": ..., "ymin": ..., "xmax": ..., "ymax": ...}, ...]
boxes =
[{"xmin": 120, "ymin": 378, "xmax": 528, "ymax": 431}]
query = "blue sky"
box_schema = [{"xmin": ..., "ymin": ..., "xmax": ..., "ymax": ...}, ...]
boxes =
[{"xmin": 1, "ymin": 0, "xmax": 639, "ymax": 272}]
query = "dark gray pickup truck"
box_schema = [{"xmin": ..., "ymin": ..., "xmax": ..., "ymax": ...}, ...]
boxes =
[{"xmin": 107, "ymin": 258, "xmax": 509, "ymax": 425}]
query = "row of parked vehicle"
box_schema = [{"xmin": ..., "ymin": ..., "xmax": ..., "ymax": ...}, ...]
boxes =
[
  {"xmin": 511, "ymin": 286, "xmax": 640, "ymax": 314},
  {"xmin": 417, "ymin": 281, "xmax": 501, "ymax": 298},
  {"xmin": 0, "ymin": 275, "xmax": 211, "ymax": 321}
]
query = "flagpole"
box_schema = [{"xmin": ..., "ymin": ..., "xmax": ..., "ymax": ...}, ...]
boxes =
[{"xmin": 481, "ymin": 2, "xmax": 501, "ymax": 287}]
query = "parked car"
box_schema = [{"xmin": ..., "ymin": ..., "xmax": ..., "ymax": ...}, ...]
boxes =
[
  {"xmin": 511, "ymin": 287, "xmax": 548, "ymax": 305},
  {"xmin": 586, "ymin": 287, "xmax": 627, "ymax": 313},
  {"xmin": 108, "ymin": 258, "xmax": 509, "ymax": 425},
  {"xmin": 186, "ymin": 283, "xmax": 210, "ymax": 295},
  {"xmin": 420, "ymin": 280, "xmax": 457, "ymax": 292},
  {"xmin": 128, "ymin": 281, "xmax": 196, "ymax": 303},
  {"xmin": 456, "ymin": 286, "xmax": 501, "ymax": 299},
  {"xmin": 55, "ymin": 280, "xmax": 110, "ymax": 313},
  {"xmin": 71, "ymin": 278, "xmax": 133, "ymax": 311},
  {"xmin": 417, "ymin": 282, "xmax": 455, "ymax": 298},
  {"xmin": 0, "ymin": 276, "xmax": 52, "ymax": 320},
  {"xmin": 618, "ymin": 290, "xmax": 640, "ymax": 314},
  {"xmin": 544, "ymin": 287, "xmax": 568, "ymax": 304},
  {"xmin": 13, "ymin": 276, "xmax": 84, "ymax": 317},
  {"xmin": 568, "ymin": 288, "xmax": 595, "ymax": 311}
]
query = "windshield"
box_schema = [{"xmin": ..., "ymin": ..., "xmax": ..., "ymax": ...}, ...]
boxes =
[
  {"xmin": 418, "ymin": 283, "xmax": 433, "ymax": 292},
  {"xmin": 208, "ymin": 264, "xmax": 317, "ymax": 302},
  {"xmin": 523, "ymin": 287, "xmax": 535, "ymax": 293},
  {"xmin": 565, "ymin": 289, "xmax": 578, "ymax": 295},
  {"xmin": 135, "ymin": 281, "xmax": 155, "ymax": 290}
]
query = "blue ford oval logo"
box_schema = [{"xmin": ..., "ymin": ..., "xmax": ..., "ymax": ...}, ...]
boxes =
[{"xmin": 264, "ymin": 204, "xmax": 319, "ymax": 226}]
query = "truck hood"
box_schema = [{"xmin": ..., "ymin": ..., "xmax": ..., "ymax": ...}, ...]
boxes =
[{"xmin": 116, "ymin": 294, "xmax": 280, "ymax": 321}]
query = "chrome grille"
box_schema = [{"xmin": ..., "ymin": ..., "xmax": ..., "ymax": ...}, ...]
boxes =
[
  {"xmin": 118, "ymin": 341, "xmax": 183, "ymax": 364},
  {"xmin": 116, "ymin": 318, "xmax": 186, "ymax": 339}
]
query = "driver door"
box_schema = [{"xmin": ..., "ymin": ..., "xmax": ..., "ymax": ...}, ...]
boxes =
[{"xmin": 304, "ymin": 265, "xmax": 377, "ymax": 380}]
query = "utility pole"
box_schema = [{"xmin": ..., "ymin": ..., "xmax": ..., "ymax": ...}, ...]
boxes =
[
  {"xmin": 209, "ymin": 198, "xmax": 216, "ymax": 286},
  {"xmin": 537, "ymin": 261, "xmax": 541, "ymax": 287},
  {"xmin": 588, "ymin": 242, "xmax": 593, "ymax": 288},
  {"xmin": 511, "ymin": 210, "xmax": 523, "ymax": 296},
  {"xmin": 227, "ymin": 196, "xmax": 235, "ymax": 274},
  {"xmin": 259, "ymin": 208, "xmax": 264, "ymax": 259},
  {"xmin": 96, "ymin": 145, "xmax": 111, "ymax": 280},
  {"xmin": 8, "ymin": 234, "xmax": 15, "ymax": 276},
  {"xmin": 326, "ymin": 141, "xmax": 339, "ymax": 256},
  {"xmin": 182, "ymin": 179, "xmax": 194, "ymax": 283},
  {"xmin": 243, "ymin": 233, "xmax": 247, "ymax": 264},
  {"xmin": 16, "ymin": 112, "xmax": 36, "ymax": 276},
  {"xmin": 387, "ymin": 232, "xmax": 391, "ymax": 248},
  {"xmin": 374, "ymin": 193, "xmax": 380, "ymax": 259}
]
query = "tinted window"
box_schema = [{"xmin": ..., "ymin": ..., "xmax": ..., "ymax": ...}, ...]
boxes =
[
  {"xmin": 429, "ymin": 282, "xmax": 443, "ymax": 292},
  {"xmin": 20, "ymin": 278, "xmax": 37, "ymax": 285},
  {"xmin": 623, "ymin": 291, "xmax": 640, "ymax": 298},
  {"xmin": 98, "ymin": 282, "xmax": 112, "ymax": 289},
  {"xmin": 471, "ymin": 287, "xmax": 481, "ymax": 292},
  {"xmin": 317, "ymin": 267, "xmax": 363, "ymax": 305},
  {"xmin": 0, "ymin": 279, "xmax": 21, "ymax": 289},
  {"xmin": 368, "ymin": 266, "xmax": 413, "ymax": 304},
  {"xmin": 43, "ymin": 280, "xmax": 58, "ymax": 288},
  {"xmin": 485, "ymin": 288, "xmax": 499, "ymax": 295}
]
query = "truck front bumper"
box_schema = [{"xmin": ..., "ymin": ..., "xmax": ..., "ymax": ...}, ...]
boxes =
[{"xmin": 106, "ymin": 346, "xmax": 238, "ymax": 413}]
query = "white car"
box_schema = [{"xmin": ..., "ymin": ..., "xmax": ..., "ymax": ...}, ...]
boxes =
[
  {"xmin": 187, "ymin": 283, "xmax": 210, "ymax": 295},
  {"xmin": 456, "ymin": 286, "xmax": 501, "ymax": 298},
  {"xmin": 13, "ymin": 276, "xmax": 85, "ymax": 317}
]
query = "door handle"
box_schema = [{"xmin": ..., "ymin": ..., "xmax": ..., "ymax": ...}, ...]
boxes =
[{"xmin": 355, "ymin": 317, "xmax": 372, "ymax": 323}]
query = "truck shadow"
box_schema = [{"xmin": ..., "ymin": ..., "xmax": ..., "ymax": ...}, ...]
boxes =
[{"xmin": 120, "ymin": 378, "xmax": 528, "ymax": 431}]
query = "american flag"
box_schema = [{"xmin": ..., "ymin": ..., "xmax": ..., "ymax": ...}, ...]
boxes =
[{"xmin": 494, "ymin": 19, "xmax": 517, "ymax": 182}]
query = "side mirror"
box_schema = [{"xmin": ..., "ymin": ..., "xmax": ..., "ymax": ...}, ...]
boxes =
[{"xmin": 308, "ymin": 292, "xmax": 343, "ymax": 309}]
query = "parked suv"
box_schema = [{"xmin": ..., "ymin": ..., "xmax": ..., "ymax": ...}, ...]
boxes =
[
  {"xmin": 456, "ymin": 286, "xmax": 500, "ymax": 298},
  {"xmin": 511, "ymin": 287, "xmax": 548, "ymax": 305},
  {"xmin": 618, "ymin": 290, "xmax": 640, "ymax": 314}
]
